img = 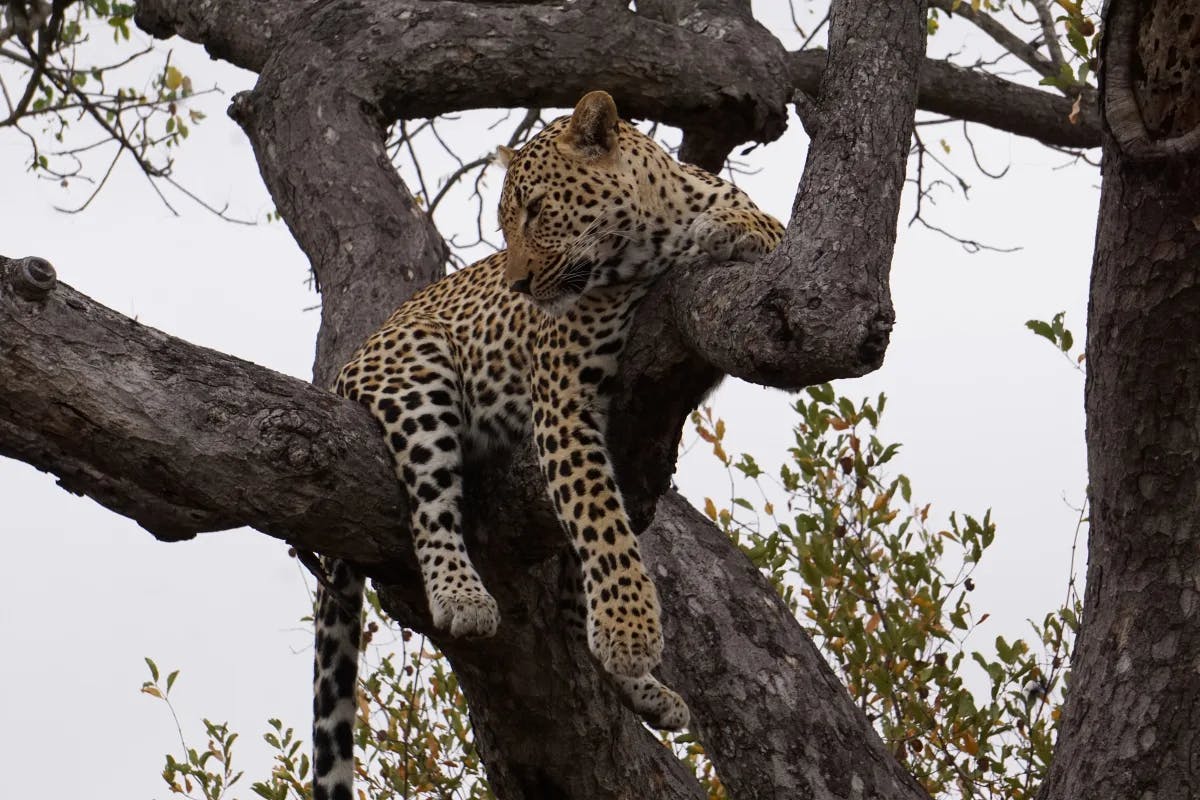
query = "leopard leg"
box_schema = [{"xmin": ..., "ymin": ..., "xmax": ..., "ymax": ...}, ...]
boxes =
[
  {"xmin": 532, "ymin": 381, "xmax": 662, "ymax": 677},
  {"xmin": 344, "ymin": 321, "xmax": 499, "ymax": 639},
  {"xmin": 558, "ymin": 551, "xmax": 689, "ymax": 730}
]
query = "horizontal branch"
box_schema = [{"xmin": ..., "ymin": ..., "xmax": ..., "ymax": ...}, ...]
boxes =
[
  {"xmin": 137, "ymin": 0, "xmax": 1098, "ymax": 169},
  {"xmin": 145, "ymin": 0, "xmax": 794, "ymax": 152},
  {"xmin": 0, "ymin": 252, "xmax": 927, "ymax": 799},
  {"xmin": 791, "ymin": 48, "xmax": 1101, "ymax": 148},
  {"xmin": 134, "ymin": 0, "xmax": 308, "ymax": 73},
  {"xmin": 0, "ymin": 256, "xmax": 409, "ymax": 558}
]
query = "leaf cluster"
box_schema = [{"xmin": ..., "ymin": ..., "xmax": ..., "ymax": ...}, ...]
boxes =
[
  {"xmin": 691, "ymin": 385, "xmax": 1080, "ymax": 799},
  {"xmin": 0, "ymin": 2, "xmax": 216, "ymax": 214}
]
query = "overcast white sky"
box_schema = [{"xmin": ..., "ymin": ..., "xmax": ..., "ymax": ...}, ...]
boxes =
[{"xmin": 0, "ymin": 4, "xmax": 1098, "ymax": 797}]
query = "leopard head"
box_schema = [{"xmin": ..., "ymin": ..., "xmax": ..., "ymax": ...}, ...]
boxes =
[{"xmin": 497, "ymin": 91, "xmax": 661, "ymax": 314}]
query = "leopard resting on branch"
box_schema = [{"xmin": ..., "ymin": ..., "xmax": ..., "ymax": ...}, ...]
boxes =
[{"xmin": 311, "ymin": 90, "xmax": 784, "ymax": 800}]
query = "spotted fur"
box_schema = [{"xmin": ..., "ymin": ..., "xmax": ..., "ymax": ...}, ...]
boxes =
[{"xmin": 311, "ymin": 91, "xmax": 784, "ymax": 799}]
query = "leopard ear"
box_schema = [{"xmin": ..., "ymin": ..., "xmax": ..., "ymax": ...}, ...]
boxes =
[
  {"xmin": 558, "ymin": 90, "xmax": 620, "ymax": 160},
  {"xmin": 493, "ymin": 145, "xmax": 517, "ymax": 169}
]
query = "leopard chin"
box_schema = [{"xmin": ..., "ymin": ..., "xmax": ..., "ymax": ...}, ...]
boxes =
[{"xmin": 530, "ymin": 291, "xmax": 583, "ymax": 318}]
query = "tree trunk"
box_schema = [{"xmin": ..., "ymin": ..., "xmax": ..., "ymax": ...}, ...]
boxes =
[{"xmin": 1040, "ymin": 2, "xmax": 1200, "ymax": 797}]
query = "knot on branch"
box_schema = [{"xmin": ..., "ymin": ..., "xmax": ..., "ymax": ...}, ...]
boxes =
[
  {"xmin": 255, "ymin": 408, "xmax": 347, "ymax": 474},
  {"xmin": 790, "ymin": 89, "xmax": 820, "ymax": 137},
  {"xmin": 227, "ymin": 91, "xmax": 255, "ymax": 126},
  {"xmin": 859, "ymin": 310, "xmax": 895, "ymax": 368},
  {"xmin": 1102, "ymin": 0, "xmax": 1200, "ymax": 159},
  {"xmin": 3, "ymin": 256, "xmax": 58, "ymax": 301}
]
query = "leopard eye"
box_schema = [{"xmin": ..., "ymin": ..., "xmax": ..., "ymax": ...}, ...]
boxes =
[{"xmin": 526, "ymin": 196, "xmax": 544, "ymax": 222}]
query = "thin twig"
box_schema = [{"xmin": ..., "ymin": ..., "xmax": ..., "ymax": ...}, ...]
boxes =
[
  {"xmin": 961, "ymin": 122, "xmax": 1011, "ymax": 180},
  {"xmin": 927, "ymin": 0, "xmax": 1056, "ymax": 80},
  {"xmin": 1031, "ymin": 0, "xmax": 1067, "ymax": 69}
]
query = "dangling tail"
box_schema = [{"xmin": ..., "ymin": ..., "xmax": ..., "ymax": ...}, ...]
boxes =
[{"xmin": 312, "ymin": 558, "xmax": 364, "ymax": 800}]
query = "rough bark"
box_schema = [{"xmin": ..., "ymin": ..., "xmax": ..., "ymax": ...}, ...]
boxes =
[
  {"xmin": 795, "ymin": 50, "xmax": 1100, "ymax": 149},
  {"xmin": 1039, "ymin": 1, "xmax": 1200, "ymax": 798},
  {"xmin": 136, "ymin": 0, "xmax": 1099, "ymax": 160},
  {"xmin": 0, "ymin": 258, "xmax": 410, "ymax": 559},
  {"xmin": 645, "ymin": 493, "xmax": 929, "ymax": 800},
  {"xmin": 0, "ymin": 0, "xmax": 1122, "ymax": 797},
  {"xmin": 0, "ymin": 257, "xmax": 928, "ymax": 800},
  {"xmin": 672, "ymin": 0, "xmax": 924, "ymax": 386}
]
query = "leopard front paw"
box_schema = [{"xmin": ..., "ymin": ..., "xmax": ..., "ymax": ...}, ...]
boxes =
[
  {"xmin": 690, "ymin": 211, "xmax": 768, "ymax": 263},
  {"xmin": 689, "ymin": 211, "xmax": 739, "ymax": 262},
  {"xmin": 429, "ymin": 586, "xmax": 500, "ymax": 639},
  {"xmin": 587, "ymin": 577, "xmax": 664, "ymax": 677}
]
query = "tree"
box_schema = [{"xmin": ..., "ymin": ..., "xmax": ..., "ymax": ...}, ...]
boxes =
[
  {"xmin": 2, "ymin": 0, "xmax": 1192, "ymax": 798},
  {"xmin": 1037, "ymin": 1, "xmax": 1200, "ymax": 797}
]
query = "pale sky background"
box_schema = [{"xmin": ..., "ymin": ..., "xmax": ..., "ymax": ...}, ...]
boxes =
[{"xmin": 0, "ymin": 4, "xmax": 1097, "ymax": 797}]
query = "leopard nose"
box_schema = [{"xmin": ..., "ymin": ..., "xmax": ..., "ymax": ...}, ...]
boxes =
[{"xmin": 511, "ymin": 276, "xmax": 532, "ymax": 295}]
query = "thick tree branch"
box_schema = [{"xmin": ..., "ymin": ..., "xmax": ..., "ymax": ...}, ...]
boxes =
[
  {"xmin": 0, "ymin": 257, "xmax": 410, "ymax": 556},
  {"xmin": 670, "ymin": 0, "xmax": 925, "ymax": 386},
  {"xmin": 134, "ymin": 0, "xmax": 309, "ymax": 73},
  {"xmin": 136, "ymin": 0, "xmax": 1098, "ymax": 168},
  {"xmin": 0, "ymin": 257, "xmax": 930, "ymax": 799},
  {"xmin": 645, "ymin": 493, "xmax": 930, "ymax": 800},
  {"xmin": 790, "ymin": 49, "xmax": 1101, "ymax": 148}
]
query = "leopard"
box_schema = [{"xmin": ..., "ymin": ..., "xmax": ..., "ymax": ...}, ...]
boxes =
[{"xmin": 310, "ymin": 90, "xmax": 784, "ymax": 800}]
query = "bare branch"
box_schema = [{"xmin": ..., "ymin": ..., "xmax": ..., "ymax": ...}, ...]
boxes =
[
  {"xmin": 1032, "ymin": 0, "xmax": 1068, "ymax": 70},
  {"xmin": 788, "ymin": 48, "xmax": 1100, "ymax": 148},
  {"xmin": 0, "ymin": 0, "xmax": 66, "ymax": 126},
  {"xmin": 928, "ymin": 0, "xmax": 1057, "ymax": 80}
]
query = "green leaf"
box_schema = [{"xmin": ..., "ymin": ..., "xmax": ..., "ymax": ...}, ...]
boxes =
[
  {"xmin": 807, "ymin": 383, "xmax": 835, "ymax": 405},
  {"xmin": 1025, "ymin": 319, "xmax": 1056, "ymax": 344},
  {"xmin": 145, "ymin": 657, "xmax": 159, "ymax": 682},
  {"xmin": 1067, "ymin": 26, "xmax": 1088, "ymax": 59}
]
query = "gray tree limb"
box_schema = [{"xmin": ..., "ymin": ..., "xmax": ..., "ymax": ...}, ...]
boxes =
[
  {"xmin": 0, "ymin": 257, "xmax": 409, "ymax": 557},
  {"xmin": 0, "ymin": 255, "xmax": 930, "ymax": 800},
  {"xmin": 137, "ymin": 0, "xmax": 1098, "ymax": 166},
  {"xmin": 647, "ymin": 493, "xmax": 929, "ymax": 800},
  {"xmin": 789, "ymin": 49, "xmax": 1100, "ymax": 148}
]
